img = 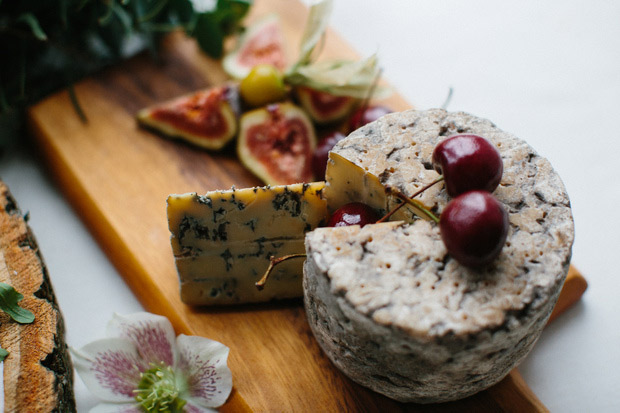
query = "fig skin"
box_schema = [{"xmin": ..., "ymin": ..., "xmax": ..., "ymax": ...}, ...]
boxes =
[
  {"xmin": 223, "ymin": 14, "xmax": 287, "ymax": 80},
  {"xmin": 296, "ymin": 86, "xmax": 358, "ymax": 124}
]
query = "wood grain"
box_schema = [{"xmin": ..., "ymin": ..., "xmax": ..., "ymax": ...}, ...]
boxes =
[
  {"xmin": 0, "ymin": 181, "xmax": 75, "ymax": 412},
  {"xmin": 26, "ymin": 0, "xmax": 585, "ymax": 411}
]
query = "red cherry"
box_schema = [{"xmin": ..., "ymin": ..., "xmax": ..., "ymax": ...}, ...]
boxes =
[
  {"xmin": 439, "ymin": 191, "xmax": 509, "ymax": 268},
  {"xmin": 312, "ymin": 131, "xmax": 346, "ymax": 180},
  {"xmin": 432, "ymin": 134, "xmax": 503, "ymax": 197},
  {"xmin": 328, "ymin": 202, "xmax": 381, "ymax": 228},
  {"xmin": 348, "ymin": 105, "xmax": 392, "ymax": 132}
]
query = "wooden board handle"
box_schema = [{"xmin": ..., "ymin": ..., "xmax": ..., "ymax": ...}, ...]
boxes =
[
  {"xmin": 486, "ymin": 265, "xmax": 587, "ymax": 413},
  {"xmin": 548, "ymin": 265, "xmax": 588, "ymax": 325}
]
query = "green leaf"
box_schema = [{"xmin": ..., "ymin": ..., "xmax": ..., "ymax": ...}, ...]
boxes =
[
  {"xmin": 138, "ymin": 0, "xmax": 168, "ymax": 23},
  {"xmin": 0, "ymin": 282, "xmax": 35, "ymax": 324},
  {"xmin": 215, "ymin": 0, "xmax": 251, "ymax": 34},
  {"xmin": 0, "ymin": 348, "xmax": 8, "ymax": 361},
  {"xmin": 286, "ymin": 54, "xmax": 392, "ymax": 99},
  {"xmin": 194, "ymin": 13, "xmax": 225, "ymax": 58},
  {"xmin": 112, "ymin": 2, "xmax": 134, "ymax": 33},
  {"xmin": 17, "ymin": 13, "xmax": 48, "ymax": 41},
  {"xmin": 295, "ymin": 0, "xmax": 333, "ymax": 67}
]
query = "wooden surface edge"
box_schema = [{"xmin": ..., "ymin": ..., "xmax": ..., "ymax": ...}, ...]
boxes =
[
  {"xmin": 548, "ymin": 265, "xmax": 587, "ymax": 325},
  {"xmin": 0, "ymin": 180, "xmax": 76, "ymax": 412}
]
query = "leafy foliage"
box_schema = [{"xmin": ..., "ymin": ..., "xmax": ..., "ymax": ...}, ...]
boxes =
[
  {"xmin": 283, "ymin": 0, "xmax": 390, "ymax": 99},
  {"xmin": 0, "ymin": 0, "xmax": 252, "ymax": 146},
  {"xmin": 0, "ymin": 282, "xmax": 35, "ymax": 324}
]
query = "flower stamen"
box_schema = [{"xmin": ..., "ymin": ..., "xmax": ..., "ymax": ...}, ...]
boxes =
[{"xmin": 134, "ymin": 362, "xmax": 187, "ymax": 412}]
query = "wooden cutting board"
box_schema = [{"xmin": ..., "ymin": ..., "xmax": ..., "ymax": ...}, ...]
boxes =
[{"xmin": 27, "ymin": 0, "xmax": 586, "ymax": 411}]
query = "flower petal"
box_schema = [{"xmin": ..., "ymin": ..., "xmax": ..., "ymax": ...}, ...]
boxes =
[
  {"xmin": 175, "ymin": 335, "xmax": 232, "ymax": 408},
  {"xmin": 107, "ymin": 312, "xmax": 176, "ymax": 366},
  {"xmin": 90, "ymin": 402, "xmax": 143, "ymax": 413},
  {"xmin": 71, "ymin": 338, "xmax": 146, "ymax": 402},
  {"xmin": 184, "ymin": 400, "xmax": 218, "ymax": 413}
]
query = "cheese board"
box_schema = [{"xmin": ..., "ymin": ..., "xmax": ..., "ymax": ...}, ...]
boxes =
[{"xmin": 26, "ymin": 0, "xmax": 586, "ymax": 410}]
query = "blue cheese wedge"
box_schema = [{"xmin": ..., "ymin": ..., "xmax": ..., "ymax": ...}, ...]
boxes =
[
  {"xmin": 304, "ymin": 109, "xmax": 574, "ymax": 403},
  {"xmin": 168, "ymin": 182, "xmax": 327, "ymax": 305}
]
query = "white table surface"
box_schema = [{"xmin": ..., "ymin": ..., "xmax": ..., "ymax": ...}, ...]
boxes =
[{"xmin": 1, "ymin": 0, "xmax": 619, "ymax": 411}]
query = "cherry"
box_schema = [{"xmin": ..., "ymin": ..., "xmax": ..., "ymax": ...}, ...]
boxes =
[
  {"xmin": 312, "ymin": 131, "xmax": 346, "ymax": 180},
  {"xmin": 348, "ymin": 105, "xmax": 392, "ymax": 132},
  {"xmin": 432, "ymin": 134, "xmax": 503, "ymax": 197},
  {"xmin": 439, "ymin": 191, "xmax": 508, "ymax": 268},
  {"xmin": 328, "ymin": 202, "xmax": 381, "ymax": 228}
]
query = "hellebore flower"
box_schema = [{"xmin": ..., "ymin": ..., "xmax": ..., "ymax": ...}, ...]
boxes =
[{"xmin": 71, "ymin": 312, "xmax": 232, "ymax": 412}]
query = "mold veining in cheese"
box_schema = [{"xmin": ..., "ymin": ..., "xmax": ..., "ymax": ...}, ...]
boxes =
[
  {"xmin": 167, "ymin": 182, "xmax": 327, "ymax": 305},
  {"xmin": 303, "ymin": 109, "xmax": 574, "ymax": 403}
]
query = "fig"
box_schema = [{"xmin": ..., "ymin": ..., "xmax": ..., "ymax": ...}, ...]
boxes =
[
  {"xmin": 137, "ymin": 85, "xmax": 240, "ymax": 151},
  {"xmin": 296, "ymin": 86, "xmax": 358, "ymax": 124},
  {"xmin": 223, "ymin": 14, "xmax": 287, "ymax": 80},
  {"xmin": 238, "ymin": 102, "xmax": 317, "ymax": 185}
]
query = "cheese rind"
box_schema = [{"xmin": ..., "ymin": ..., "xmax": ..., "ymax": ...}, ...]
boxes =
[
  {"xmin": 168, "ymin": 182, "xmax": 327, "ymax": 305},
  {"xmin": 304, "ymin": 109, "xmax": 574, "ymax": 402}
]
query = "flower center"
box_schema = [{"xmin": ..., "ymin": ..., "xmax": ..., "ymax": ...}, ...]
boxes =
[{"xmin": 134, "ymin": 362, "xmax": 187, "ymax": 413}]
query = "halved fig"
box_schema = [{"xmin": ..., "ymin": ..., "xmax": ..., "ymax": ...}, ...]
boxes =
[
  {"xmin": 238, "ymin": 102, "xmax": 316, "ymax": 185},
  {"xmin": 137, "ymin": 85, "xmax": 240, "ymax": 151},
  {"xmin": 296, "ymin": 86, "xmax": 358, "ymax": 124},
  {"xmin": 223, "ymin": 14, "xmax": 287, "ymax": 80}
]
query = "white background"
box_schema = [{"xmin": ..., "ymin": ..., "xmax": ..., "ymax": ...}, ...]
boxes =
[{"xmin": 1, "ymin": 0, "xmax": 619, "ymax": 411}]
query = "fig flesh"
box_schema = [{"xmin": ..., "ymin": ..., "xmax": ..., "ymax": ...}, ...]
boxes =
[
  {"xmin": 223, "ymin": 14, "xmax": 287, "ymax": 80},
  {"xmin": 296, "ymin": 86, "xmax": 358, "ymax": 124},
  {"xmin": 137, "ymin": 85, "xmax": 239, "ymax": 150},
  {"xmin": 238, "ymin": 102, "xmax": 317, "ymax": 185}
]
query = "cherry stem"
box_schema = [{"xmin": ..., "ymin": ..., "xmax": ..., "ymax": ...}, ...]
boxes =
[
  {"xmin": 441, "ymin": 87, "xmax": 454, "ymax": 110},
  {"xmin": 377, "ymin": 176, "xmax": 444, "ymax": 224},
  {"xmin": 255, "ymin": 254, "xmax": 307, "ymax": 290}
]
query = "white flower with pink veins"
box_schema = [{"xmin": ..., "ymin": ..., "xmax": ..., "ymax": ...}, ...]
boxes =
[{"xmin": 71, "ymin": 312, "xmax": 232, "ymax": 412}]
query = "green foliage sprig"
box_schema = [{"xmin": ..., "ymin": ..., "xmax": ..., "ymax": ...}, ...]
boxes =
[
  {"xmin": 0, "ymin": 282, "xmax": 35, "ymax": 360},
  {"xmin": 0, "ymin": 0, "xmax": 252, "ymax": 147}
]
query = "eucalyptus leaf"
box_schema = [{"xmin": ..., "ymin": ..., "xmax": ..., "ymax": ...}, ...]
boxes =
[
  {"xmin": 0, "ymin": 348, "xmax": 8, "ymax": 361},
  {"xmin": 0, "ymin": 282, "xmax": 35, "ymax": 324}
]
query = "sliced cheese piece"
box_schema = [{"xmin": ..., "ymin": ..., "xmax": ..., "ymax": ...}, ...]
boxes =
[
  {"xmin": 168, "ymin": 182, "xmax": 327, "ymax": 305},
  {"xmin": 325, "ymin": 152, "xmax": 435, "ymax": 222}
]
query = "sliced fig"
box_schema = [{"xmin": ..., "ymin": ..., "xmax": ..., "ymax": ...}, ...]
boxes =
[
  {"xmin": 296, "ymin": 86, "xmax": 358, "ymax": 124},
  {"xmin": 238, "ymin": 102, "xmax": 317, "ymax": 185},
  {"xmin": 137, "ymin": 85, "xmax": 240, "ymax": 150},
  {"xmin": 223, "ymin": 14, "xmax": 287, "ymax": 80}
]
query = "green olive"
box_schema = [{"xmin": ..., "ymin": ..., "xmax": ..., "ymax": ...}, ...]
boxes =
[{"xmin": 240, "ymin": 64, "xmax": 287, "ymax": 107}]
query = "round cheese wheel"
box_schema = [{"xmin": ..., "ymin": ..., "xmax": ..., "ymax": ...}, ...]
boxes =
[{"xmin": 303, "ymin": 109, "xmax": 574, "ymax": 403}]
